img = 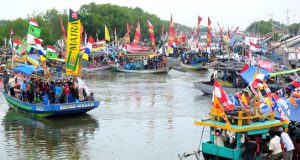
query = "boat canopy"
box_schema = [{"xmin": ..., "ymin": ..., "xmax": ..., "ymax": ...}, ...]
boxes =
[
  {"xmin": 269, "ymin": 68, "xmax": 300, "ymax": 77},
  {"xmin": 12, "ymin": 64, "xmax": 36, "ymax": 75}
]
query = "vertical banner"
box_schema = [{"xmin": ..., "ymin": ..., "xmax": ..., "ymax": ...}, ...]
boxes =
[
  {"xmin": 66, "ymin": 9, "xmax": 81, "ymax": 75},
  {"xmin": 207, "ymin": 17, "xmax": 212, "ymax": 48},
  {"xmin": 132, "ymin": 21, "xmax": 141, "ymax": 45},
  {"xmin": 147, "ymin": 20, "xmax": 156, "ymax": 52}
]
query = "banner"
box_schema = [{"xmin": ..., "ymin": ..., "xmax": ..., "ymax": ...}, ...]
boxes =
[
  {"xmin": 66, "ymin": 9, "xmax": 81, "ymax": 73},
  {"xmin": 168, "ymin": 15, "xmax": 175, "ymax": 47},
  {"xmin": 255, "ymin": 58, "xmax": 274, "ymax": 72},
  {"xmin": 126, "ymin": 44, "xmax": 149, "ymax": 53},
  {"xmin": 207, "ymin": 17, "xmax": 211, "ymax": 48},
  {"xmin": 147, "ymin": 20, "xmax": 156, "ymax": 52}
]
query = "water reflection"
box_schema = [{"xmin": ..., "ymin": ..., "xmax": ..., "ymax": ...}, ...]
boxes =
[{"xmin": 2, "ymin": 109, "xmax": 99, "ymax": 159}]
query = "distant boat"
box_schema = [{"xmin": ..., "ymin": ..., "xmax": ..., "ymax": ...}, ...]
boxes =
[
  {"xmin": 82, "ymin": 62, "xmax": 113, "ymax": 72},
  {"xmin": 111, "ymin": 65, "xmax": 170, "ymax": 74},
  {"xmin": 2, "ymin": 91, "xmax": 100, "ymax": 117},
  {"xmin": 179, "ymin": 62, "xmax": 208, "ymax": 70},
  {"xmin": 194, "ymin": 81, "xmax": 239, "ymax": 95}
]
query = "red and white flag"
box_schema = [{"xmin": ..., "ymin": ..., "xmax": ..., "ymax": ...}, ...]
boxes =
[
  {"xmin": 214, "ymin": 79, "xmax": 235, "ymax": 110},
  {"xmin": 29, "ymin": 18, "xmax": 39, "ymax": 26},
  {"xmin": 47, "ymin": 45, "xmax": 57, "ymax": 52},
  {"xmin": 33, "ymin": 38, "xmax": 43, "ymax": 45}
]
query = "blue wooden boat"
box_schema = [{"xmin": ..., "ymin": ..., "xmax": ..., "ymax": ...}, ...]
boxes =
[{"xmin": 2, "ymin": 91, "xmax": 100, "ymax": 117}]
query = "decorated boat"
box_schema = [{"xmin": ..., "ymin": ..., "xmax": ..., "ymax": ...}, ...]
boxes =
[
  {"xmin": 1, "ymin": 10, "xmax": 100, "ymax": 117},
  {"xmin": 193, "ymin": 79, "xmax": 289, "ymax": 159},
  {"xmin": 194, "ymin": 80, "xmax": 238, "ymax": 95},
  {"xmin": 111, "ymin": 65, "xmax": 170, "ymax": 74}
]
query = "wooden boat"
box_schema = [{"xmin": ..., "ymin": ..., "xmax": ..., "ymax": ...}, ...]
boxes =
[
  {"xmin": 2, "ymin": 91, "xmax": 100, "ymax": 117},
  {"xmin": 179, "ymin": 62, "xmax": 208, "ymax": 70},
  {"xmin": 111, "ymin": 65, "xmax": 170, "ymax": 74},
  {"xmin": 82, "ymin": 63, "xmax": 112, "ymax": 72},
  {"xmin": 194, "ymin": 81, "xmax": 239, "ymax": 95},
  {"xmin": 194, "ymin": 92, "xmax": 289, "ymax": 159}
]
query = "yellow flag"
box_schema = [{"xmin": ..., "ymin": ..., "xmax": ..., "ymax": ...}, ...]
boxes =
[
  {"xmin": 105, "ymin": 25, "xmax": 110, "ymax": 41},
  {"xmin": 82, "ymin": 53, "xmax": 89, "ymax": 61},
  {"xmin": 40, "ymin": 55, "xmax": 46, "ymax": 61}
]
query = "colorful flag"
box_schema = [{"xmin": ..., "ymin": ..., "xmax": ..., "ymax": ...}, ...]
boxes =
[
  {"xmin": 212, "ymin": 96, "xmax": 231, "ymax": 128},
  {"xmin": 124, "ymin": 23, "xmax": 132, "ymax": 44},
  {"xmin": 13, "ymin": 38, "xmax": 23, "ymax": 46},
  {"xmin": 196, "ymin": 16, "xmax": 202, "ymax": 37},
  {"xmin": 207, "ymin": 17, "xmax": 212, "ymax": 48},
  {"xmin": 272, "ymin": 96, "xmax": 287, "ymax": 121},
  {"xmin": 27, "ymin": 18, "xmax": 41, "ymax": 43},
  {"xmin": 240, "ymin": 63, "xmax": 249, "ymax": 73},
  {"xmin": 105, "ymin": 25, "xmax": 110, "ymax": 41},
  {"xmin": 147, "ymin": 20, "xmax": 156, "ymax": 52},
  {"xmin": 132, "ymin": 21, "xmax": 141, "ymax": 45},
  {"xmin": 84, "ymin": 36, "xmax": 94, "ymax": 55}
]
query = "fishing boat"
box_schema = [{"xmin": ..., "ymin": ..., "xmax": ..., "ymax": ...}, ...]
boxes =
[
  {"xmin": 82, "ymin": 62, "xmax": 113, "ymax": 72},
  {"xmin": 1, "ymin": 65, "xmax": 100, "ymax": 117},
  {"xmin": 111, "ymin": 65, "xmax": 170, "ymax": 74},
  {"xmin": 194, "ymin": 79, "xmax": 289, "ymax": 159},
  {"xmin": 179, "ymin": 62, "xmax": 208, "ymax": 70},
  {"xmin": 1, "ymin": 11, "xmax": 100, "ymax": 117},
  {"xmin": 194, "ymin": 81, "xmax": 238, "ymax": 95}
]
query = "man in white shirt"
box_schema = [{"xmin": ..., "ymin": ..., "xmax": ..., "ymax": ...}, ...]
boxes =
[
  {"xmin": 278, "ymin": 127, "xmax": 294, "ymax": 160},
  {"xmin": 266, "ymin": 129, "xmax": 282, "ymax": 159},
  {"xmin": 8, "ymin": 75, "xmax": 16, "ymax": 97}
]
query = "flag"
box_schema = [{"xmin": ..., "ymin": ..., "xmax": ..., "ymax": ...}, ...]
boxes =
[
  {"xmin": 161, "ymin": 25, "xmax": 164, "ymax": 37},
  {"xmin": 40, "ymin": 55, "xmax": 47, "ymax": 61},
  {"xmin": 147, "ymin": 20, "xmax": 156, "ymax": 52},
  {"xmin": 58, "ymin": 17, "xmax": 67, "ymax": 41},
  {"xmin": 84, "ymin": 31, "xmax": 87, "ymax": 45},
  {"xmin": 207, "ymin": 17, "xmax": 212, "ymax": 48},
  {"xmin": 47, "ymin": 45, "xmax": 57, "ymax": 53},
  {"xmin": 168, "ymin": 14, "xmax": 175, "ymax": 48},
  {"xmin": 272, "ymin": 96, "xmax": 286, "ymax": 121},
  {"xmin": 291, "ymin": 79, "xmax": 300, "ymax": 87},
  {"xmin": 250, "ymin": 40, "xmax": 260, "ymax": 49},
  {"xmin": 227, "ymin": 26, "xmax": 231, "ymax": 39},
  {"xmin": 84, "ymin": 36, "xmax": 94, "ymax": 55},
  {"xmin": 124, "ymin": 23, "xmax": 132, "ymax": 44},
  {"xmin": 195, "ymin": 16, "xmax": 202, "ymax": 47},
  {"xmin": 29, "ymin": 18, "xmax": 38, "ymax": 26},
  {"xmin": 228, "ymin": 95, "xmax": 239, "ymax": 106},
  {"xmin": 27, "ymin": 18, "xmax": 41, "ymax": 44},
  {"xmin": 105, "ymin": 25, "xmax": 110, "ymax": 41},
  {"xmin": 132, "ymin": 21, "xmax": 141, "ymax": 45},
  {"xmin": 212, "ymin": 96, "xmax": 231, "ymax": 128},
  {"xmin": 10, "ymin": 28, "xmax": 14, "ymax": 35},
  {"xmin": 66, "ymin": 9, "xmax": 82, "ymax": 74},
  {"xmin": 13, "ymin": 38, "xmax": 23, "ymax": 46},
  {"xmin": 214, "ymin": 79, "xmax": 235, "ymax": 110},
  {"xmin": 240, "ymin": 63, "xmax": 249, "ymax": 74}
]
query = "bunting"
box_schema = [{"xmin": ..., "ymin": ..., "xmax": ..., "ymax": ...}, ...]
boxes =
[
  {"xmin": 132, "ymin": 21, "xmax": 141, "ymax": 45},
  {"xmin": 147, "ymin": 20, "xmax": 156, "ymax": 52}
]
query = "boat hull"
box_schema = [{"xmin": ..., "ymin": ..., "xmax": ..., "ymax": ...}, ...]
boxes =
[
  {"xmin": 194, "ymin": 81, "xmax": 238, "ymax": 95},
  {"xmin": 180, "ymin": 62, "xmax": 208, "ymax": 70},
  {"xmin": 82, "ymin": 64, "xmax": 112, "ymax": 72},
  {"xmin": 2, "ymin": 92, "xmax": 100, "ymax": 117},
  {"xmin": 111, "ymin": 66, "xmax": 170, "ymax": 74}
]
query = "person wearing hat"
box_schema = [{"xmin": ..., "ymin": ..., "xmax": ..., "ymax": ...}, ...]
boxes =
[{"xmin": 278, "ymin": 127, "xmax": 294, "ymax": 160}]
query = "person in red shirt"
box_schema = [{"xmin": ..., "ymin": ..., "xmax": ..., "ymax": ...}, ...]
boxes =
[{"xmin": 63, "ymin": 83, "xmax": 70, "ymax": 103}]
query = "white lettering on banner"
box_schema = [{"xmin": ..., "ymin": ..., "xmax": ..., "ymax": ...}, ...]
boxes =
[{"xmin": 59, "ymin": 102, "xmax": 95, "ymax": 110}]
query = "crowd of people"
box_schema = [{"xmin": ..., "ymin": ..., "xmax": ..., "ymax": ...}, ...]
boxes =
[
  {"xmin": 2, "ymin": 73, "xmax": 94, "ymax": 104},
  {"xmin": 179, "ymin": 51, "xmax": 209, "ymax": 65},
  {"xmin": 212, "ymin": 126, "xmax": 297, "ymax": 160}
]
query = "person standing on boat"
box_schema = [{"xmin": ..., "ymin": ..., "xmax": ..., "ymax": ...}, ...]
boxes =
[
  {"xmin": 2, "ymin": 70, "xmax": 9, "ymax": 93},
  {"xmin": 8, "ymin": 75, "xmax": 16, "ymax": 97},
  {"xmin": 243, "ymin": 135, "xmax": 258, "ymax": 160},
  {"xmin": 55, "ymin": 83, "xmax": 62, "ymax": 103},
  {"xmin": 28, "ymin": 78, "xmax": 34, "ymax": 103},
  {"xmin": 278, "ymin": 127, "xmax": 294, "ymax": 160},
  {"xmin": 63, "ymin": 83, "xmax": 70, "ymax": 103},
  {"xmin": 143, "ymin": 57, "xmax": 148, "ymax": 69},
  {"xmin": 20, "ymin": 80, "xmax": 27, "ymax": 101},
  {"xmin": 266, "ymin": 130, "xmax": 283, "ymax": 159}
]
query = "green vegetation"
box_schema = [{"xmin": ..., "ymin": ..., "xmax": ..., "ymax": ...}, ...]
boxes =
[{"xmin": 0, "ymin": 3, "xmax": 191, "ymax": 46}]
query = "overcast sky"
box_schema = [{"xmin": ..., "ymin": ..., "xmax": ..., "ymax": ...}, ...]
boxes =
[{"xmin": 1, "ymin": 0, "xmax": 299, "ymax": 30}]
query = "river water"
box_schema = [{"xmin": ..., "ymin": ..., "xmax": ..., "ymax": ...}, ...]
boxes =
[{"xmin": 0, "ymin": 69, "xmax": 213, "ymax": 160}]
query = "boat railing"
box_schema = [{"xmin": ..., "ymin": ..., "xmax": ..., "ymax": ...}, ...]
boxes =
[{"xmin": 210, "ymin": 110, "xmax": 275, "ymax": 126}]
